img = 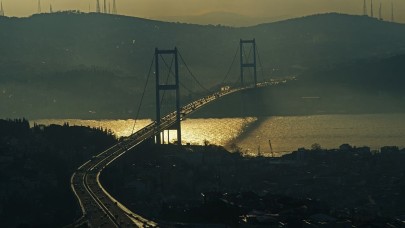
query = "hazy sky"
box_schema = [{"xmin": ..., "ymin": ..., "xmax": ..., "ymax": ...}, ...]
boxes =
[{"xmin": 1, "ymin": 0, "xmax": 404, "ymax": 23}]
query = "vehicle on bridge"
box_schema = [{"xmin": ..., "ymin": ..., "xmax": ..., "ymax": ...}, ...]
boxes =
[{"xmin": 221, "ymin": 85, "xmax": 231, "ymax": 92}]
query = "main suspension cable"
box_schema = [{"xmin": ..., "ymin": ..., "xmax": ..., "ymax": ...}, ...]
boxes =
[
  {"xmin": 220, "ymin": 45, "xmax": 239, "ymax": 85},
  {"xmin": 131, "ymin": 54, "xmax": 155, "ymax": 135},
  {"xmin": 179, "ymin": 81, "xmax": 195, "ymax": 95},
  {"xmin": 256, "ymin": 44, "xmax": 266, "ymax": 81},
  {"xmin": 178, "ymin": 50, "xmax": 211, "ymax": 93}
]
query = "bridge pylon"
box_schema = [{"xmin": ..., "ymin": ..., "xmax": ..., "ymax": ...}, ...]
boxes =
[
  {"xmin": 155, "ymin": 47, "xmax": 182, "ymax": 146},
  {"xmin": 240, "ymin": 39, "xmax": 257, "ymax": 87}
]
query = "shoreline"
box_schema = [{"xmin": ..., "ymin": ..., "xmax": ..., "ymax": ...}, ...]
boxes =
[
  {"xmin": 4, "ymin": 107, "xmax": 405, "ymax": 121},
  {"xmin": 24, "ymin": 114, "xmax": 405, "ymax": 154}
]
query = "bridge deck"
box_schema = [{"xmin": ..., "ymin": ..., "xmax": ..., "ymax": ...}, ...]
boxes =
[{"xmin": 70, "ymin": 82, "xmax": 275, "ymax": 227}]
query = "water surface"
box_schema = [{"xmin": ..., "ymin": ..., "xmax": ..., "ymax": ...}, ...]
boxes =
[{"xmin": 32, "ymin": 114, "xmax": 405, "ymax": 156}]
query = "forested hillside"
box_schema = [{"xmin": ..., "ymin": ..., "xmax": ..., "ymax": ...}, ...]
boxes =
[{"xmin": 1, "ymin": 12, "xmax": 404, "ymax": 118}]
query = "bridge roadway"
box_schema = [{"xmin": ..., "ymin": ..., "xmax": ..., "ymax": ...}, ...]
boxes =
[{"xmin": 70, "ymin": 81, "xmax": 274, "ymax": 227}]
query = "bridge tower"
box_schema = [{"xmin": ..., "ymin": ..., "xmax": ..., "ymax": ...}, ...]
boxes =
[
  {"xmin": 155, "ymin": 48, "xmax": 182, "ymax": 146},
  {"xmin": 240, "ymin": 39, "xmax": 257, "ymax": 87}
]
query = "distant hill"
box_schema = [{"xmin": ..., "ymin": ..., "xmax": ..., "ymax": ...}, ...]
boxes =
[
  {"xmin": 301, "ymin": 54, "xmax": 405, "ymax": 91},
  {"xmin": 1, "ymin": 12, "xmax": 405, "ymax": 118},
  {"xmin": 194, "ymin": 54, "xmax": 405, "ymax": 118},
  {"xmin": 155, "ymin": 11, "xmax": 287, "ymax": 27}
]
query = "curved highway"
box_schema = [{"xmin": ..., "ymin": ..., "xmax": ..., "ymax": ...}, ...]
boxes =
[{"xmin": 70, "ymin": 81, "xmax": 276, "ymax": 227}]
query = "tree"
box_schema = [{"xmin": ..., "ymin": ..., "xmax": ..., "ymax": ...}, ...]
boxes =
[{"xmin": 311, "ymin": 143, "xmax": 322, "ymax": 151}]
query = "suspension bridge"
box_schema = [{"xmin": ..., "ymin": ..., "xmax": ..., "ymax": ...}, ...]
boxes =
[{"xmin": 70, "ymin": 39, "xmax": 276, "ymax": 227}]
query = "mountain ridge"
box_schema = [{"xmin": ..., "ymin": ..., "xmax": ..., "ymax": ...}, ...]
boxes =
[
  {"xmin": 154, "ymin": 11, "xmax": 290, "ymax": 27},
  {"xmin": 1, "ymin": 12, "xmax": 405, "ymax": 118}
]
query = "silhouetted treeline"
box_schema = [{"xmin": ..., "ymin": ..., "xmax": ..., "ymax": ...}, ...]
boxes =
[{"xmin": 0, "ymin": 118, "xmax": 117, "ymax": 227}]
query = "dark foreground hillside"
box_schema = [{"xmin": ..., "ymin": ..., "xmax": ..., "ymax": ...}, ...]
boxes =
[
  {"xmin": 0, "ymin": 119, "xmax": 117, "ymax": 227},
  {"xmin": 101, "ymin": 143, "xmax": 405, "ymax": 227}
]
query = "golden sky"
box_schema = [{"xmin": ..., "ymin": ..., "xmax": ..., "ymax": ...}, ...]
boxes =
[{"xmin": 1, "ymin": 0, "xmax": 403, "ymax": 23}]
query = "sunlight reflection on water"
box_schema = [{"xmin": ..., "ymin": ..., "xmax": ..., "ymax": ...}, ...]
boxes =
[
  {"xmin": 31, "ymin": 117, "xmax": 257, "ymax": 146},
  {"xmin": 31, "ymin": 114, "xmax": 405, "ymax": 157},
  {"xmin": 237, "ymin": 114, "xmax": 405, "ymax": 157}
]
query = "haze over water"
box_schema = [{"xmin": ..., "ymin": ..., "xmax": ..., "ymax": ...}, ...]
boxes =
[{"xmin": 32, "ymin": 114, "xmax": 405, "ymax": 156}]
